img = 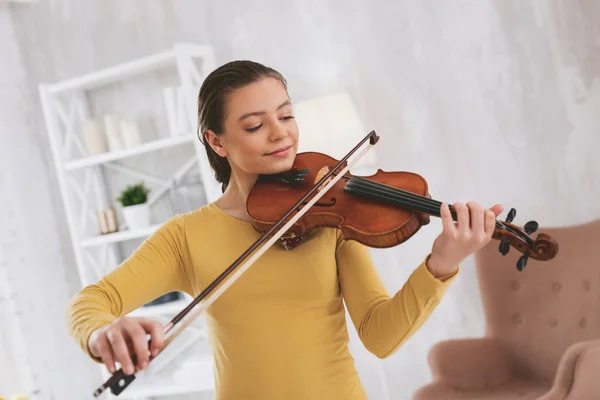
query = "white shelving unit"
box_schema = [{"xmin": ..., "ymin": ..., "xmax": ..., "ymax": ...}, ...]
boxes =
[
  {"xmin": 38, "ymin": 43, "xmax": 222, "ymax": 399},
  {"xmin": 64, "ymin": 134, "xmax": 197, "ymax": 171}
]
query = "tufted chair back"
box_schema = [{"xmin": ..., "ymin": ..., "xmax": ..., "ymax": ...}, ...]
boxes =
[{"xmin": 475, "ymin": 218, "xmax": 600, "ymax": 383}]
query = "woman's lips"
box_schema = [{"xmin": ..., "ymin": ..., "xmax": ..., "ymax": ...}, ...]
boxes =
[{"xmin": 266, "ymin": 145, "xmax": 292, "ymax": 157}]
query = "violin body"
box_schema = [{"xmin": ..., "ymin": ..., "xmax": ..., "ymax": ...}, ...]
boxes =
[{"xmin": 247, "ymin": 152, "xmax": 432, "ymax": 249}]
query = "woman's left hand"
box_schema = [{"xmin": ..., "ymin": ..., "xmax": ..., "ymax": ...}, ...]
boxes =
[{"xmin": 427, "ymin": 202, "xmax": 504, "ymax": 277}]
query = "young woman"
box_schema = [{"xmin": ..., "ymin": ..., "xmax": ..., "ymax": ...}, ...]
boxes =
[{"xmin": 65, "ymin": 60, "xmax": 503, "ymax": 399}]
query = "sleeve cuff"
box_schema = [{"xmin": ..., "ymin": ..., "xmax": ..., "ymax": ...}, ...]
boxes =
[
  {"xmin": 424, "ymin": 253, "xmax": 459, "ymax": 282},
  {"xmin": 80, "ymin": 315, "xmax": 117, "ymax": 364},
  {"xmin": 409, "ymin": 254, "xmax": 460, "ymax": 297}
]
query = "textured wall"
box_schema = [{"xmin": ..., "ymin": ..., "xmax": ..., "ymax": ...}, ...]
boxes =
[
  {"xmin": 0, "ymin": 3, "xmax": 101, "ymax": 399},
  {"xmin": 2, "ymin": 0, "xmax": 600, "ymax": 399}
]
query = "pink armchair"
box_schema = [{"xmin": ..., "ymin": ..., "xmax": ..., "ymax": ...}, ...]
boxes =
[{"xmin": 413, "ymin": 218, "xmax": 600, "ymax": 400}]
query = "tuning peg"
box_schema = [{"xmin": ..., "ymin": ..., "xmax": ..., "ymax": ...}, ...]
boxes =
[
  {"xmin": 524, "ymin": 220, "xmax": 538, "ymax": 234},
  {"xmin": 516, "ymin": 254, "xmax": 528, "ymax": 271},
  {"xmin": 505, "ymin": 208, "xmax": 516, "ymax": 223},
  {"xmin": 499, "ymin": 239, "xmax": 510, "ymax": 256}
]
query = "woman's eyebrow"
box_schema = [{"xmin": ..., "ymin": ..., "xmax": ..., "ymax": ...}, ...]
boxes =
[{"xmin": 238, "ymin": 100, "xmax": 292, "ymax": 121}]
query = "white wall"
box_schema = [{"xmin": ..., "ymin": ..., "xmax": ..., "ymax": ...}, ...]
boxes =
[
  {"xmin": 0, "ymin": 3, "xmax": 102, "ymax": 399},
  {"xmin": 0, "ymin": 248, "xmax": 36, "ymax": 399},
  {"xmin": 2, "ymin": 1, "xmax": 600, "ymax": 399}
]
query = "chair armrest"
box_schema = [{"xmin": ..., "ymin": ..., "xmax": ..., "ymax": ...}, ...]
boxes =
[
  {"xmin": 428, "ymin": 337, "xmax": 512, "ymax": 390},
  {"xmin": 538, "ymin": 339, "xmax": 600, "ymax": 400}
]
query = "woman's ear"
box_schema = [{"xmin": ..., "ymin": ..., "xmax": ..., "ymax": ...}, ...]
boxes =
[{"xmin": 204, "ymin": 129, "xmax": 228, "ymax": 157}]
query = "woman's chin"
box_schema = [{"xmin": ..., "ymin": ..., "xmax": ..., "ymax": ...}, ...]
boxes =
[{"xmin": 259, "ymin": 156, "xmax": 296, "ymax": 175}]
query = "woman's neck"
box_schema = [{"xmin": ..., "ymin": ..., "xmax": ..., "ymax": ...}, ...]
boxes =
[{"xmin": 214, "ymin": 170, "xmax": 257, "ymax": 222}]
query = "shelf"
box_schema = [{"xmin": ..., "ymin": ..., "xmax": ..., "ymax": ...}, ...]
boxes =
[
  {"xmin": 119, "ymin": 379, "xmax": 212, "ymax": 399},
  {"xmin": 65, "ymin": 134, "xmax": 196, "ymax": 171},
  {"xmin": 81, "ymin": 224, "xmax": 161, "ymax": 248},
  {"xmin": 45, "ymin": 49, "xmax": 176, "ymax": 94},
  {"xmin": 114, "ymin": 358, "xmax": 214, "ymax": 399},
  {"xmin": 43, "ymin": 43, "xmax": 213, "ymax": 94},
  {"xmin": 129, "ymin": 298, "xmax": 192, "ymax": 318},
  {"xmin": 40, "ymin": 43, "xmax": 219, "ymax": 400}
]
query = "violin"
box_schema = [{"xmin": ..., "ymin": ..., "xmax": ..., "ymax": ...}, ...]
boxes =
[
  {"xmin": 247, "ymin": 134, "xmax": 558, "ymax": 267},
  {"xmin": 93, "ymin": 130, "xmax": 558, "ymax": 397}
]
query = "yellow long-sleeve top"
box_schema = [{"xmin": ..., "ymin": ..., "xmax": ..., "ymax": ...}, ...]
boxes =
[{"xmin": 65, "ymin": 202, "xmax": 458, "ymax": 400}]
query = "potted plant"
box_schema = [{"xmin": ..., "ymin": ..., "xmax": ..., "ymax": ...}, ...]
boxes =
[{"xmin": 117, "ymin": 182, "xmax": 151, "ymax": 230}]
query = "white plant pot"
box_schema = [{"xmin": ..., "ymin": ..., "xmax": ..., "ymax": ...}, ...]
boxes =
[{"xmin": 122, "ymin": 203, "xmax": 151, "ymax": 230}]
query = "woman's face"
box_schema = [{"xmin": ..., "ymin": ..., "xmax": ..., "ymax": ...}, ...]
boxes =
[{"xmin": 205, "ymin": 77, "xmax": 299, "ymax": 179}]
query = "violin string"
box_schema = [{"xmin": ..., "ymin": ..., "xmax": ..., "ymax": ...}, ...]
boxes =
[
  {"xmin": 355, "ymin": 177, "xmax": 530, "ymax": 243},
  {"xmin": 344, "ymin": 179, "xmax": 443, "ymax": 215},
  {"xmin": 335, "ymin": 172, "xmax": 445, "ymax": 213},
  {"xmin": 351, "ymin": 176, "xmax": 447, "ymax": 213},
  {"xmin": 349, "ymin": 176, "xmax": 511, "ymax": 232},
  {"xmin": 325, "ymin": 169, "xmax": 526, "ymax": 243},
  {"xmin": 345, "ymin": 178, "xmax": 520, "ymax": 240},
  {"xmin": 335, "ymin": 172, "xmax": 443, "ymax": 214},
  {"xmin": 342, "ymin": 175, "xmax": 512, "ymax": 233}
]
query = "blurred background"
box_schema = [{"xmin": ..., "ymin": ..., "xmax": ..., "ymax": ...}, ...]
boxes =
[{"xmin": 1, "ymin": 1, "xmax": 599, "ymax": 399}]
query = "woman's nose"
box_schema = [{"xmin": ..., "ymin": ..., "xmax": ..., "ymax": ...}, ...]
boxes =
[{"xmin": 269, "ymin": 120, "xmax": 288, "ymax": 141}]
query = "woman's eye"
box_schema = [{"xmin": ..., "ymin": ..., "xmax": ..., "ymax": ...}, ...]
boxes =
[
  {"xmin": 246, "ymin": 124, "xmax": 262, "ymax": 132},
  {"xmin": 281, "ymin": 115, "xmax": 294, "ymax": 121}
]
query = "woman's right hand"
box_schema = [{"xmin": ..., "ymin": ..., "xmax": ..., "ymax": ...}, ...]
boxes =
[{"xmin": 88, "ymin": 316, "xmax": 165, "ymax": 375}]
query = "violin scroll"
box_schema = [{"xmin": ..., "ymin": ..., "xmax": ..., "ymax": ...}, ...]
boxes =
[{"xmin": 492, "ymin": 207, "xmax": 558, "ymax": 271}]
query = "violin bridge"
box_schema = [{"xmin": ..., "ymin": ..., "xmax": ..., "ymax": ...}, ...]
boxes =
[{"xmin": 314, "ymin": 166, "xmax": 333, "ymax": 192}]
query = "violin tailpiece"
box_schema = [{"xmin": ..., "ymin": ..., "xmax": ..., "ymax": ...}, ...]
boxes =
[{"xmin": 279, "ymin": 235, "xmax": 304, "ymax": 250}]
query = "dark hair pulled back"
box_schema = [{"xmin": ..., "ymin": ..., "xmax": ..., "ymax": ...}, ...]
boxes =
[{"xmin": 197, "ymin": 60, "xmax": 288, "ymax": 192}]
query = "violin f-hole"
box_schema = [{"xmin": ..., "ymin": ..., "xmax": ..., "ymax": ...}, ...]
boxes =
[{"xmin": 297, "ymin": 197, "xmax": 337, "ymax": 210}]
